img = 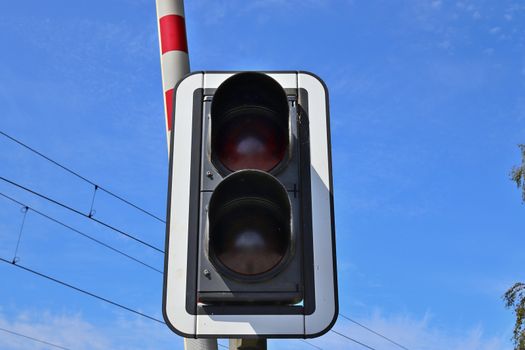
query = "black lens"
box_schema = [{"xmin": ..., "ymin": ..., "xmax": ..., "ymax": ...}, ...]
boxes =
[
  {"xmin": 208, "ymin": 170, "xmax": 291, "ymax": 279},
  {"xmin": 211, "ymin": 72, "xmax": 289, "ymax": 174},
  {"xmin": 211, "ymin": 198, "xmax": 288, "ymax": 276},
  {"xmin": 214, "ymin": 107, "xmax": 287, "ymax": 172}
]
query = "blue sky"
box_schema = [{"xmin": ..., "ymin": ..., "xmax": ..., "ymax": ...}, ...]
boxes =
[{"xmin": 0, "ymin": 0, "xmax": 524, "ymax": 349}]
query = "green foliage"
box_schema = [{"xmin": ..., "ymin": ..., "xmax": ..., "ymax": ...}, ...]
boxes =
[
  {"xmin": 505, "ymin": 145, "xmax": 525, "ymax": 350},
  {"xmin": 510, "ymin": 144, "xmax": 525, "ymax": 202},
  {"xmin": 504, "ymin": 283, "xmax": 525, "ymax": 350}
]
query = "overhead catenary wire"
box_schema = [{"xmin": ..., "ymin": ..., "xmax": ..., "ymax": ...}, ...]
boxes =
[
  {"xmin": 0, "ymin": 191, "xmax": 163, "ymax": 274},
  {"xmin": 301, "ymin": 339, "xmax": 323, "ymax": 350},
  {"xmin": 0, "ymin": 179, "xmax": 388, "ymax": 350},
  {"xmin": 0, "ymin": 176, "xmax": 164, "ymax": 253},
  {"xmin": 0, "ymin": 256, "xmax": 388, "ymax": 350},
  {"xmin": 0, "ymin": 132, "xmax": 396, "ymax": 349},
  {"xmin": 0, "ymin": 212, "xmax": 386, "ymax": 350},
  {"xmin": 0, "ymin": 180, "xmax": 396, "ymax": 350},
  {"xmin": 0, "ymin": 326, "xmax": 73, "ymax": 350},
  {"xmin": 0, "ymin": 255, "xmax": 390, "ymax": 350},
  {"xmin": 339, "ymin": 313, "xmax": 410, "ymax": 350},
  {"xmin": 0, "ymin": 257, "xmax": 165, "ymax": 324},
  {"xmin": 330, "ymin": 329, "xmax": 378, "ymax": 350},
  {"xmin": 0, "ymin": 130, "xmax": 165, "ymax": 223},
  {"xmin": 11, "ymin": 205, "xmax": 28, "ymax": 263}
]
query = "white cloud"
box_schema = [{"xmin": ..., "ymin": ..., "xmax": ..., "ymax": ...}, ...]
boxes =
[
  {"xmin": 0, "ymin": 307, "xmax": 512, "ymax": 350},
  {"xmin": 0, "ymin": 311, "xmax": 110, "ymax": 350},
  {"xmin": 302, "ymin": 311, "xmax": 511, "ymax": 350},
  {"xmin": 0, "ymin": 310, "xmax": 183, "ymax": 350}
]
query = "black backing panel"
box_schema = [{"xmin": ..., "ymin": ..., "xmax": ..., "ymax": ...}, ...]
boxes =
[{"xmin": 184, "ymin": 88, "xmax": 205, "ymax": 314}]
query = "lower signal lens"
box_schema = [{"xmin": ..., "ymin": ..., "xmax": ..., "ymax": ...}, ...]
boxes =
[
  {"xmin": 208, "ymin": 170, "xmax": 291, "ymax": 279},
  {"xmin": 211, "ymin": 198, "xmax": 288, "ymax": 276}
]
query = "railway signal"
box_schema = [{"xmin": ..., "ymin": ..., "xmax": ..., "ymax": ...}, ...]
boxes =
[{"xmin": 163, "ymin": 71, "xmax": 337, "ymax": 338}]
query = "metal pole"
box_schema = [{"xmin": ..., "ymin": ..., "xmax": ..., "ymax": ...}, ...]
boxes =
[
  {"xmin": 156, "ymin": 0, "xmax": 190, "ymax": 152},
  {"xmin": 229, "ymin": 338, "xmax": 267, "ymax": 350},
  {"xmin": 156, "ymin": 1, "xmax": 219, "ymax": 350},
  {"xmin": 185, "ymin": 339, "xmax": 218, "ymax": 350}
]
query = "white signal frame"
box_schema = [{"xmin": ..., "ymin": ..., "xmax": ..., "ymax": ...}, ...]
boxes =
[{"xmin": 163, "ymin": 71, "xmax": 337, "ymax": 338}]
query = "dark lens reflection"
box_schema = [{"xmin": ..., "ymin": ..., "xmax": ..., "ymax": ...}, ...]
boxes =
[
  {"xmin": 214, "ymin": 110, "xmax": 287, "ymax": 172},
  {"xmin": 211, "ymin": 198, "xmax": 288, "ymax": 276}
]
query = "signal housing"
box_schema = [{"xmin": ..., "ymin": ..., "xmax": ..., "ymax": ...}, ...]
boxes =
[{"xmin": 163, "ymin": 71, "xmax": 338, "ymax": 338}]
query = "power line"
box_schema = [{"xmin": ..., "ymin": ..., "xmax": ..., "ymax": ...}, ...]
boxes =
[
  {"xmin": 301, "ymin": 339, "xmax": 323, "ymax": 350},
  {"xmin": 0, "ymin": 176, "xmax": 392, "ymax": 350},
  {"xmin": 0, "ymin": 130, "xmax": 166, "ymax": 223},
  {"xmin": 0, "ymin": 201, "xmax": 381, "ymax": 350},
  {"xmin": 0, "ymin": 257, "xmax": 164, "ymax": 324},
  {"xmin": 0, "ymin": 326, "xmax": 73, "ymax": 350},
  {"xmin": 0, "ymin": 183, "xmax": 395, "ymax": 350},
  {"xmin": 339, "ymin": 313, "xmax": 409, "ymax": 350},
  {"xmin": 0, "ymin": 256, "xmax": 383, "ymax": 350},
  {"xmin": 12, "ymin": 205, "xmax": 28, "ymax": 263},
  {"xmin": 0, "ymin": 176, "xmax": 164, "ymax": 253},
  {"xmin": 0, "ymin": 191, "xmax": 163, "ymax": 274},
  {"xmin": 330, "ymin": 329, "xmax": 378, "ymax": 350}
]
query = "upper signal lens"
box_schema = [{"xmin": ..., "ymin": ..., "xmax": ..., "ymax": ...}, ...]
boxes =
[
  {"xmin": 211, "ymin": 72, "xmax": 289, "ymax": 174},
  {"xmin": 213, "ymin": 107, "xmax": 287, "ymax": 172}
]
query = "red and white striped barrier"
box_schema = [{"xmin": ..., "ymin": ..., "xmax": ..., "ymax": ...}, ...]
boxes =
[
  {"xmin": 156, "ymin": 0, "xmax": 190, "ymax": 149},
  {"xmin": 156, "ymin": 3, "xmax": 220, "ymax": 349}
]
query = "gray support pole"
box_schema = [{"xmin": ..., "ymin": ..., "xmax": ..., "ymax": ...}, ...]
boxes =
[
  {"xmin": 229, "ymin": 338, "xmax": 267, "ymax": 350},
  {"xmin": 185, "ymin": 339, "xmax": 219, "ymax": 350}
]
